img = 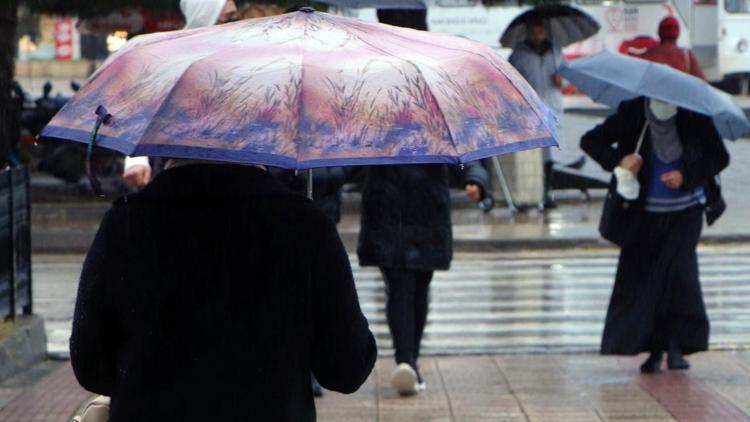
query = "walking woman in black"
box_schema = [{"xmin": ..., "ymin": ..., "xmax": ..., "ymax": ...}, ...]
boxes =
[
  {"xmin": 357, "ymin": 9, "xmax": 491, "ymax": 394},
  {"xmin": 581, "ymin": 96, "xmax": 729, "ymax": 373}
]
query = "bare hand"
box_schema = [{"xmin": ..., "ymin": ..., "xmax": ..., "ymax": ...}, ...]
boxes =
[
  {"xmin": 619, "ymin": 154, "xmax": 643, "ymax": 175},
  {"xmin": 123, "ymin": 164, "xmax": 152, "ymax": 188},
  {"xmin": 660, "ymin": 170, "xmax": 684, "ymax": 189},
  {"xmin": 552, "ymin": 74, "xmax": 563, "ymax": 89},
  {"xmin": 465, "ymin": 184, "xmax": 482, "ymax": 203}
]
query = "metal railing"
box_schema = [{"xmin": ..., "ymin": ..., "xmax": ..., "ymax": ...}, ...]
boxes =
[{"xmin": 0, "ymin": 165, "xmax": 32, "ymax": 320}]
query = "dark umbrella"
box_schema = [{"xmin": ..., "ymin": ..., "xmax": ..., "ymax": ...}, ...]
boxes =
[{"xmin": 500, "ymin": 4, "xmax": 600, "ymax": 49}]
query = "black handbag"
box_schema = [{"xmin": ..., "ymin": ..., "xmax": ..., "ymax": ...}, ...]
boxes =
[{"xmin": 598, "ymin": 122, "xmax": 648, "ymax": 247}]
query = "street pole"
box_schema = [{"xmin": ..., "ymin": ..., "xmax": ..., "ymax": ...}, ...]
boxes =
[
  {"xmin": 491, "ymin": 156, "xmax": 518, "ymax": 213},
  {"xmin": 0, "ymin": 0, "xmax": 20, "ymax": 167}
]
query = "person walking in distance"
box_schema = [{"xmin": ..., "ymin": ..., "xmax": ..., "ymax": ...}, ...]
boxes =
[
  {"xmin": 122, "ymin": 0, "xmax": 238, "ymax": 188},
  {"xmin": 358, "ymin": 7, "xmax": 492, "ymax": 398},
  {"xmin": 581, "ymin": 96, "xmax": 728, "ymax": 373},
  {"xmin": 642, "ymin": 16, "xmax": 706, "ymax": 80},
  {"xmin": 508, "ymin": 19, "xmax": 566, "ymax": 208}
]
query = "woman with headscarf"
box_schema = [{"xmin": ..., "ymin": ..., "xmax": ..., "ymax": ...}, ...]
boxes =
[{"xmin": 581, "ymin": 95, "xmax": 729, "ymax": 373}]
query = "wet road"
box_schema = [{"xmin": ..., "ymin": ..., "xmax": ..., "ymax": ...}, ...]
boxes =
[{"xmin": 34, "ymin": 244, "xmax": 750, "ymax": 358}]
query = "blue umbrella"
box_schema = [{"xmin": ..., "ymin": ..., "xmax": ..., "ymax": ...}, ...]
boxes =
[
  {"xmin": 317, "ymin": 0, "xmax": 429, "ymax": 9},
  {"xmin": 559, "ymin": 51, "xmax": 750, "ymax": 140}
]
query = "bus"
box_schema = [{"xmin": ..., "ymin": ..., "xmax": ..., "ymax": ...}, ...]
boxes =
[{"xmin": 336, "ymin": 0, "xmax": 750, "ymax": 92}]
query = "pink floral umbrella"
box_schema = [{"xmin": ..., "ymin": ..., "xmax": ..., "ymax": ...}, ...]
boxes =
[{"xmin": 42, "ymin": 8, "xmax": 558, "ymax": 170}]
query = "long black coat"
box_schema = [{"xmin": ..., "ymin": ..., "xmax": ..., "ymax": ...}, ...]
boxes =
[
  {"xmin": 70, "ymin": 165, "xmax": 376, "ymax": 422},
  {"xmin": 581, "ymin": 97, "xmax": 729, "ymax": 223},
  {"xmin": 357, "ymin": 162, "xmax": 490, "ymax": 271},
  {"xmin": 581, "ymin": 98, "xmax": 730, "ymax": 355}
]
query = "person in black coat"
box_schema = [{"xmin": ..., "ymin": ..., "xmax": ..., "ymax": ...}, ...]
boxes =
[
  {"xmin": 357, "ymin": 162, "xmax": 488, "ymax": 395},
  {"xmin": 269, "ymin": 165, "xmax": 354, "ymax": 397},
  {"xmin": 581, "ymin": 97, "xmax": 729, "ymax": 373},
  {"xmin": 270, "ymin": 166, "xmax": 352, "ymax": 224},
  {"xmin": 360, "ymin": 9, "xmax": 493, "ymax": 396},
  {"xmin": 70, "ymin": 163, "xmax": 377, "ymax": 422}
]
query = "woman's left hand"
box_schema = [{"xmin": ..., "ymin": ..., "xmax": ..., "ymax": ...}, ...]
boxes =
[
  {"xmin": 464, "ymin": 184, "xmax": 482, "ymax": 202},
  {"xmin": 661, "ymin": 170, "xmax": 684, "ymax": 189}
]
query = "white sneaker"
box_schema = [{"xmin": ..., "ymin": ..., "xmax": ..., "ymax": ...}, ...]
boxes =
[{"xmin": 391, "ymin": 363, "xmax": 419, "ymax": 396}]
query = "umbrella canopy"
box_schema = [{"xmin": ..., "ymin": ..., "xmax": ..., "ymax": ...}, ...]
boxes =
[
  {"xmin": 500, "ymin": 4, "xmax": 600, "ymax": 49},
  {"xmin": 41, "ymin": 9, "xmax": 558, "ymax": 169},
  {"xmin": 559, "ymin": 51, "xmax": 750, "ymax": 140},
  {"xmin": 316, "ymin": 0, "xmax": 430, "ymax": 8}
]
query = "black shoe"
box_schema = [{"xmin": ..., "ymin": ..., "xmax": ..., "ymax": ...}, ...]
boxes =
[
  {"xmin": 640, "ymin": 353, "xmax": 663, "ymax": 374},
  {"xmin": 543, "ymin": 162, "xmax": 556, "ymax": 209},
  {"xmin": 667, "ymin": 352, "xmax": 690, "ymax": 370},
  {"xmin": 312, "ymin": 376, "xmax": 324, "ymax": 397},
  {"xmin": 564, "ymin": 156, "xmax": 586, "ymax": 170}
]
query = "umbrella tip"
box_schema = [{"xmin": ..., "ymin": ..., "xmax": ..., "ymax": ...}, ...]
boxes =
[{"xmin": 299, "ymin": 7, "xmax": 315, "ymax": 13}]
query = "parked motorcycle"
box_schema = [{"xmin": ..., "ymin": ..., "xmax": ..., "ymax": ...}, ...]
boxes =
[{"xmin": 15, "ymin": 81, "xmax": 123, "ymax": 184}]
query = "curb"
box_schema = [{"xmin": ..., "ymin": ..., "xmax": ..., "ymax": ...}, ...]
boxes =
[
  {"xmin": 32, "ymin": 230, "xmax": 750, "ymax": 255},
  {"xmin": 0, "ymin": 316, "xmax": 47, "ymax": 383}
]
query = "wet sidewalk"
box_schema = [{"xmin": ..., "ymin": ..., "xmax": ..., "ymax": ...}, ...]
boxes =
[
  {"xmin": 30, "ymin": 112, "xmax": 750, "ymax": 254},
  {"xmin": 2, "ymin": 353, "xmax": 750, "ymax": 421}
]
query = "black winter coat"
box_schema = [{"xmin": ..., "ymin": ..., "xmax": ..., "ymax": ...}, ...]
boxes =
[
  {"xmin": 270, "ymin": 167, "xmax": 351, "ymax": 223},
  {"xmin": 581, "ymin": 97, "xmax": 730, "ymax": 224},
  {"xmin": 70, "ymin": 165, "xmax": 376, "ymax": 422},
  {"xmin": 357, "ymin": 162, "xmax": 490, "ymax": 271}
]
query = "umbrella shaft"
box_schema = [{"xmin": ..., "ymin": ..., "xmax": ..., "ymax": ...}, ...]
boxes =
[{"xmin": 307, "ymin": 169, "xmax": 313, "ymax": 200}]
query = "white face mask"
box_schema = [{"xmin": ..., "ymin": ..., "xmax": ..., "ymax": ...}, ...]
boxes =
[
  {"xmin": 649, "ymin": 99, "xmax": 678, "ymax": 120},
  {"xmin": 614, "ymin": 166, "xmax": 640, "ymax": 200}
]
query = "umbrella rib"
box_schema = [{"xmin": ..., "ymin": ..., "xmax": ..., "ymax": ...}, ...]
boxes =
[
  {"xmin": 131, "ymin": 40, "xmax": 282, "ymax": 154},
  {"xmin": 294, "ymin": 16, "xmax": 308, "ymax": 170},
  {"xmin": 408, "ymin": 62, "xmax": 461, "ymax": 159},
  {"xmin": 132, "ymin": 59, "xmax": 217, "ymax": 154},
  {"xmin": 344, "ymin": 18, "xmax": 558, "ymax": 152},
  {"xmin": 330, "ymin": 21, "xmax": 461, "ymax": 158},
  {"xmin": 633, "ymin": 60, "xmax": 652, "ymax": 100}
]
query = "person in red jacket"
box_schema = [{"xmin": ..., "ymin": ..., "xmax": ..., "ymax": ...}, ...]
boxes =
[{"xmin": 642, "ymin": 16, "xmax": 706, "ymax": 79}]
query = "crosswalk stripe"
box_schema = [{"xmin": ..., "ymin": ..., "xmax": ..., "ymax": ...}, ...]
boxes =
[
  {"xmin": 348, "ymin": 247, "xmax": 750, "ymax": 355},
  {"xmin": 39, "ymin": 247, "xmax": 750, "ymax": 357}
]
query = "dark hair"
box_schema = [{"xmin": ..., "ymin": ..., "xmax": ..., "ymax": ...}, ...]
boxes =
[
  {"xmin": 285, "ymin": 5, "xmax": 305, "ymax": 13},
  {"xmin": 376, "ymin": 9, "xmax": 428, "ymax": 31}
]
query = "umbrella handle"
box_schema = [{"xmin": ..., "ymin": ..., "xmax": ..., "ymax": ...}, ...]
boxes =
[{"xmin": 86, "ymin": 106, "xmax": 112, "ymax": 197}]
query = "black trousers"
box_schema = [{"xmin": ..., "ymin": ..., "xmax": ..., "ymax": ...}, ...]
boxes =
[
  {"xmin": 601, "ymin": 205, "xmax": 709, "ymax": 355},
  {"xmin": 380, "ymin": 268, "xmax": 434, "ymax": 366}
]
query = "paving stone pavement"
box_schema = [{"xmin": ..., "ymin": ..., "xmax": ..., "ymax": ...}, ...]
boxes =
[
  {"xmin": 19, "ymin": 246, "xmax": 750, "ymax": 420},
  {"xmin": 2, "ymin": 353, "xmax": 750, "ymax": 421}
]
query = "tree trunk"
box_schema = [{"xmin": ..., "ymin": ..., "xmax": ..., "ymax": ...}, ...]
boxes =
[{"xmin": 0, "ymin": 0, "xmax": 19, "ymax": 167}]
